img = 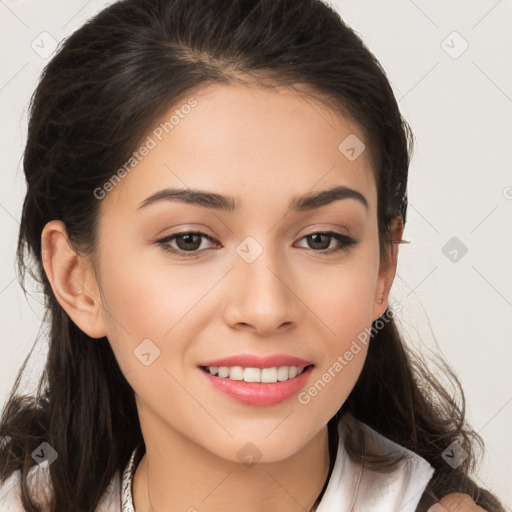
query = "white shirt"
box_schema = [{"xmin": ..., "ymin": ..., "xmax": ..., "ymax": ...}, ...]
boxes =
[{"xmin": 0, "ymin": 412, "xmax": 435, "ymax": 511}]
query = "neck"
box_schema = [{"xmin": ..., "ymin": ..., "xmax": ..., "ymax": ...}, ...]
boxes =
[{"xmin": 133, "ymin": 424, "xmax": 331, "ymax": 512}]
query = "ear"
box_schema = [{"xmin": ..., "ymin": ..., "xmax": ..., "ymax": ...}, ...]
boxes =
[
  {"xmin": 41, "ymin": 220, "xmax": 108, "ymax": 339},
  {"xmin": 373, "ymin": 215, "xmax": 404, "ymax": 321}
]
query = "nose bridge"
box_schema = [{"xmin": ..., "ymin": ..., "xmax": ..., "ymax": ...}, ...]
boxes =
[{"xmin": 225, "ymin": 234, "xmax": 298, "ymax": 332}]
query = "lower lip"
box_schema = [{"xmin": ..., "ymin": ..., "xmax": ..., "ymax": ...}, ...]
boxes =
[{"xmin": 199, "ymin": 365, "xmax": 314, "ymax": 407}]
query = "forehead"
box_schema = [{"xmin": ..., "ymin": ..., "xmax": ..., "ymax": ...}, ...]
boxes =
[{"xmin": 101, "ymin": 82, "xmax": 377, "ymax": 215}]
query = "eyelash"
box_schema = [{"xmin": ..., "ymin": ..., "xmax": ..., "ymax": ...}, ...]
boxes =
[{"xmin": 154, "ymin": 230, "xmax": 358, "ymax": 258}]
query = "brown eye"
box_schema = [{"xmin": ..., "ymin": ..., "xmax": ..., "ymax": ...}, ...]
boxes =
[
  {"xmin": 156, "ymin": 231, "xmax": 218, "ymax": 257},
  {"xmin": 295, "ymin": 231, "xmax": 358, "ymax": 253},
  {"xmin": 306, "ymin": 233, "xmax": 331, "ymax": 250},
  {"xmin": 173, "ymin": 233, "xmax": 203, "ymax": 251}
]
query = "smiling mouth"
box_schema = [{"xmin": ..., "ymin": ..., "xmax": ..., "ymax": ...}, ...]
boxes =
[{"xmin": 199, "ymin": 364, "xmax": 314, "ymax": 383}]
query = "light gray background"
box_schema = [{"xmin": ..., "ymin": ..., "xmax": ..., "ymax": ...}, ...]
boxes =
[{"xmin": 1, "ymin": 0, "xmax": 511, "ymax": 508}]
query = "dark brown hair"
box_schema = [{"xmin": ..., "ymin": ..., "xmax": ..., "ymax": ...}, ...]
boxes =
[{"xmin": 0, "ymin": 0, "xmax": 505, "ymax": 510}]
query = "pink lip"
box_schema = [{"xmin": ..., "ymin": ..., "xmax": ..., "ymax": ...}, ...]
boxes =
[
  {"xmin": 200, "ymin": 365, "xmax": 314, "ymax": 406},
  {"xmin": 198, "ymin": 353, "xmax": 313, "ymax": 369}
]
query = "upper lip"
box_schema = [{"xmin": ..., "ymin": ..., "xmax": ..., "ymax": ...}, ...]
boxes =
[{"xmin": 198, "ymin": 353, "xmax": 314, "ymax": 369}]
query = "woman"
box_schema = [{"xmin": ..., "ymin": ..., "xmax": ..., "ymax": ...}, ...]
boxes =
[{"xmin": 0, "ymin": 0, "xmax": 505, "ymax": 511}]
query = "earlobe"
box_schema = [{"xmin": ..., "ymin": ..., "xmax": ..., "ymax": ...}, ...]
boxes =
[
  {"xmin": 372, "ymin": 215, "xmax": 404, "ymax": 321},
  {"xmin": 41, "ymin": 220, "xmax": 107, "ymax": 339}
]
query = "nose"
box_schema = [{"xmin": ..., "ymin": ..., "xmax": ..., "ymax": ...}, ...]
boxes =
[{"xmin": 222, "ymin": 243, "xmax": 300, "ymax": 336}]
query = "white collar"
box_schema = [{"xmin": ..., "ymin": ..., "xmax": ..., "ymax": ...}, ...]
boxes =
[
  {"xmin": 120, "ymin": 413, "xmax": 434, "ymax": 512},
  {"xmin": 315, "ymin": 412, "xmax": 435, "ymax": 512}
]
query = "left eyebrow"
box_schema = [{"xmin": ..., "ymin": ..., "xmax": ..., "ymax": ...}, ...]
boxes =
[
  {"xmin": 289, "ymin": 185, "xmax": 368, "ymax": 212},
  {"xmin": 137, "ymin": 185, "xmax": 368, "ymax": 213}
]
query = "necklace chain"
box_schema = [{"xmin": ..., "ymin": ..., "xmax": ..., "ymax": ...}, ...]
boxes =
[
  {"xmin": 145, "ymin": 457, "xmax": 153, "ymax": 512},
  {"xmin": 144, "ymin": 448, "xmax": 363, "ymax": 512}
]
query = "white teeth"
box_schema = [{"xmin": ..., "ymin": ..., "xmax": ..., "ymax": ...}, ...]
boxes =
[
  {"xmin": 205, "ymin": 365, "xmax": 307, "ymax": 383},
  {"xmin": 229, "ymin": 366, "xmax": 244, "ymax": 380},
  {"xmin": 277, "ymin": 366, "xmax": 289, "ymax": 381},
  {"xmin": 243, "ymin": 367, "xmax": 261, "ymax": 382},
  {"xmin": 217, "ymin": 366, "xmax": 229, "ymax": 378},
  {"xmin": 261, "ymin": 368, "xmax": 277, "ymax": 383}
]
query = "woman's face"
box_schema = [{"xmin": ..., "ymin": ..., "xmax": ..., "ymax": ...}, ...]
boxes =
[{"xmin": 49, "ymin": 82, "xmax": 397, "ymax": 463}]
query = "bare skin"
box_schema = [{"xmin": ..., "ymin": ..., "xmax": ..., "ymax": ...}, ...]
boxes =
[
  {"xmin": 42, "ymin": 81, "xmax": 408, "ymax": 512},
  {"xmin": 428, "ymin": 493, "xmax": 486, "ymax": 511}
]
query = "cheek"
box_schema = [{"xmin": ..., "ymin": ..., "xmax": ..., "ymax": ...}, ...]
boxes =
[
  {"xmin": 300, "ymin": 253, "xmax": 379, "ymax": 338},
  {"xmin": 96, "ymin": 239, "xmax": 229, "ymax": 380},
  {"xmin": 98, "ymin": 243, "xmax": 215, "ymax": 338},
  {"xmin": 297, "ymin": 268, "xmax": 375, "ymax": 422},
  {"xmin": 97, "ymin": 255, "xmax": 211, "ymax": 409},
  {"xmin": 297, "ymin": 247, "xmax": 378, "ymax": 401}
]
